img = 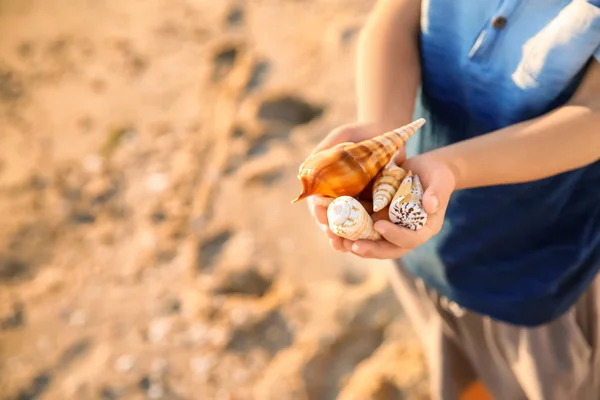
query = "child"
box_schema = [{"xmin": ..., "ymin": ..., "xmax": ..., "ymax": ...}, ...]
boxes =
[{"xmin": 308, "ymin": 0, "xmax": 600, "ymax": 398}]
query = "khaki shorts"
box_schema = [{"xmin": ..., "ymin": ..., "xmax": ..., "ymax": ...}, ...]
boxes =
[{"xmin": 388, "ymin": 262, "xmax": 600, "ymax": 400}]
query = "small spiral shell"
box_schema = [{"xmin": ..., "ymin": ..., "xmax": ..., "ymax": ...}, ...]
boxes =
[
  {"xmin": 389, "ymin": 172, "xmax": 427, "ymax": 231},
  {"xmin": 372, "ymin": 158, "xmax": 407, "ymax": 212},
  {"xmin": 328, "ymin": 196, "xmax": 381, "ymax": 241}
]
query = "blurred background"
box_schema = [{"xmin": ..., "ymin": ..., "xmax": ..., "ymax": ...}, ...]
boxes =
[{"xmin": 0, "ymin": 0, "xmax": 429, "ymax": 399}]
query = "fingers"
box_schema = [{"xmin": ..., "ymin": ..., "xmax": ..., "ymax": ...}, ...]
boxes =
[
  {"xmin": 306, "ymin": 195, "xmax": 348, "ymax": 252},
  {"xmin": 312, "ymin": 197, "xmax": 402, "ymax": 257},
  {"xmin": 329, "ymin": 236, "xmax": 347, "ymax": 252},
  {"xmin": 361, "ymin": 163, "xmax": 452, "ymax": 253},
  {"xmin": 421, "ymin": 173, "xmax": 446, "ymax": 215},
  {"xmin": 307, "ymin": 195, "xmax": 332, "ymax": 228},
  {"xmin": 350, "ymin": 238, "xmax": 409, "ymax": 259},
  {"xmin": 313, "ymin": 207, "xmax": 328, "ymax": 230},
  {"xmin": 373, "ymin": 220, "xmax": 437, "ymax": 249},
  {"xmin": 342, "ymin": 238, "xmax": 354, "ymax": 252},
  {"xmin": 305, "ymin": 118, "xmax": 430, "ymax": 256},
  {"xmin": 322, "ymin": 220, "xmax": 348, "ymax": 252},
  {"xmin": 419, "ymin": 163, "xmax": 455, "ymax": 215},
  {"xmin": 422, "ymin": 191, "xmax": 440, "ymax": 214}
]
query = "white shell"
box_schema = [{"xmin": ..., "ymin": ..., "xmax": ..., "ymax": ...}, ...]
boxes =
[
  {"xmin": 372, "ymin": 158, "xmax": 407, "ymax": 212},
  {"xmin": 327, "ymin": 196, "xmax": 381, "ymax": 241},
  {"xmin": 389, "ymin": 173, "xmax": 427, "ymax": 230}
]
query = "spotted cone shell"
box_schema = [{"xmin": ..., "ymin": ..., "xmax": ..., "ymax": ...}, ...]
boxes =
[
  {"xmin": 292, "ymin": 118, "xmax": 426, "ymax": 203},
  {"xmin": 372, "ymin": 157, "xmax": 407, "ymax": 212},
  {"xmin": 388, "ymin": 171, "xmax": 428, "ymax": 230},
  {"xmin": 327, "ymin": 196, "xmax": 381, "ymax": 241}
]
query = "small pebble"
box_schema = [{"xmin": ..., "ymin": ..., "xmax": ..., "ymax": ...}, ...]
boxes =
[
  {"xmin": 99, "ymin": 386, "xmax": 120, "ymax": 400},
  {"xmin": 139, "ymin": 230, "xmax": 158, "ymax": 249},
  {"xmin": 226, "ymin": 5, "xmax": 244, "ymax": 26},
  {"xmin": 138, "ymin": 376, "xmax": 151, "ymax": 390},
  {"xmin": 114, "ymin": 354, "xmax": 136, "ymax": 372},
  {"xmin": 167, "ymin": 298, "xmax": 181, "ymax": 314},
  {"xmin": 148, "ymin": 318, "xmax": 172, "ymax": 343},
  {"xmin": 145, "ymin": 173, "xmax": 169, "ymax": 192},
  {"xmin": 83, "ymin": 155, "xmax": 104, "ymax": 174},
  {"xmin": 1, "ymin": 303, "xmax": 25, "ymax": 330}
]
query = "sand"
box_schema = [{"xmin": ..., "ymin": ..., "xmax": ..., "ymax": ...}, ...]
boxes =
[{"xmin": 0, "ymin": 1, "xmax": 429, "ymax": 399}]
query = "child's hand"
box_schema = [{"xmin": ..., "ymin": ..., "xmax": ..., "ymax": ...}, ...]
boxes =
[
  {"xmin": 305, "ymin": 122, "xmax": 407, "ymax": 252},
  {"xmin": 347, "ymin": 152, "xmax": 456, "ymax": 259}
]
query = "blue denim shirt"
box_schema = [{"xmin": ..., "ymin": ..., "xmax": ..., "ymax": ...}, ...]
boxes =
[{"xmin": 402, "ymin": 0, "xmax": 600, "ymax": 326}]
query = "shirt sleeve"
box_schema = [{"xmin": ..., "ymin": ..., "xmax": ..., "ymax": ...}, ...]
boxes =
[{"xmin": 595, "ymin": 45, "xmax": 600, "ymax": 62}]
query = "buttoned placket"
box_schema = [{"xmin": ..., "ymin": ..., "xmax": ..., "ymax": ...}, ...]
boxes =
[{"xmin": 467, "ymin": 1, "xmax": 520, "ymax": 61}]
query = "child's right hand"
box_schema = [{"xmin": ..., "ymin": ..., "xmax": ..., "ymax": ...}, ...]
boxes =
[{"xmin": 305, "ymin": 122, "xmax": 407, "ymax": 253}]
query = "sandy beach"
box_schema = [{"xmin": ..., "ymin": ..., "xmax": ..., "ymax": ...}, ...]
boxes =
[{"xmin": 0, "ymin": 1, "xmax": 429, "ymax": 398}]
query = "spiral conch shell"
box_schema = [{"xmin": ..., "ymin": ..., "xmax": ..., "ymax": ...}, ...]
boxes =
[
  {"xmin": 327, "ymin": 196, "xmax": 381, "ymax": 241},
  {"xmin": 372, "ymin": 158, "xmax": 407, "ymax": 212},
  {"xmin": 292, "ymin": 118, "xmax": 426, "ymax": 203},
  {"xmin": 389, "ymin": 171, "xmax": 428, "ymax": 230}
]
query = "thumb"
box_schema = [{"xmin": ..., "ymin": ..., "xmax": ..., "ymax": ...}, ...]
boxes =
[
  {"xmin": 420, "ymin": 167, "xmax": 454, "ymax": 215},
  {"xmin": 423, "ymin": 189, "xmax": 440, "ymax": 214}
]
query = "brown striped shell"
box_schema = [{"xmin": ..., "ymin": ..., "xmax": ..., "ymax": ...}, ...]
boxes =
[
  {"xmin": 291, "ymin": 118, "xmax": 426, "ymax": 203},
  {"xmin": 372, "ymin": 158, "xmax": 407, "ymax": 212}
]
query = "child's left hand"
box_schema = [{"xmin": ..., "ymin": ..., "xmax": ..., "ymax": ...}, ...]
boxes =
[{"xmin": 344, "ymin": 152, "xmax": 457, "ymax": 259}]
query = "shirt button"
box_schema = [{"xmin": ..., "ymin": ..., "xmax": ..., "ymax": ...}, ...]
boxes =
[{"xmin": 492, "ymin": 16, "xmax": 507, "ymax": 29}]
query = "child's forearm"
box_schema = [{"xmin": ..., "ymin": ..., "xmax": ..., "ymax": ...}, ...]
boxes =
[
  {"xmin": 356, "ymin": 0, "xmax": 422, "ymax": 133},
  {"xmin": 431, "ymin": 104, "xmax": 600, "ymax": 190}
]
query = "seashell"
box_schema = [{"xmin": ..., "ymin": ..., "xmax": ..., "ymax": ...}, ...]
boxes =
[
  {"xmin": 291, "ymin": 118, "xmax": 426, "ymax": 203},
  {"xmin": 372, "ymin": 157, "xmax": 407, "ymax": 212},
  {"xmin": 390, "ymin": 170, "xmax": 415, "ymax": 203},
  {"xmin": 389, "ymin": 171, "xmax": 428, "ymax": 230},
  {"xmin": 327, "ymin": 196, "xmax": 381, "ymax": 241}
]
